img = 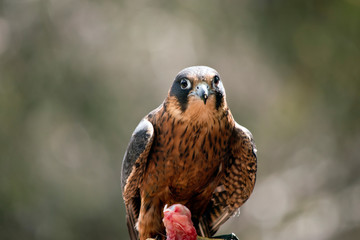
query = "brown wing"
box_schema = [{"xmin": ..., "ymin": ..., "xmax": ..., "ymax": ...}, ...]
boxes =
[
  {"xmin": 121, "ymin": 118, "xmax": 155, "ymax": 240},
  {"xmin": 199, "ymin": 121, "xmax": 257, "ymax": 236}
]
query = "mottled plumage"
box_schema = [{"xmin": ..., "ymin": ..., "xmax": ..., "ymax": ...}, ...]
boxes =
[{"xmin": 121, "ymin": 66, "xmax": 257, "ymax": 240}]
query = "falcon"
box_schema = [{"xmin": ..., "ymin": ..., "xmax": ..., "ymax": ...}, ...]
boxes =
[{"xmin": 121, "ymin": 66, "xmax": 257, "ymax": 240}]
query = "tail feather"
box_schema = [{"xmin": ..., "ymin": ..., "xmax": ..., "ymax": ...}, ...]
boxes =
[{"xmin": 126, "ymin": 205, "xmax": 139, "ymax": 240}]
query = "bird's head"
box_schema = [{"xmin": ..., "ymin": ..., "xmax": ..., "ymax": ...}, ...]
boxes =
[{"xmin": 166, "ymin": 66, "xmax": 228, "ymax": 122}]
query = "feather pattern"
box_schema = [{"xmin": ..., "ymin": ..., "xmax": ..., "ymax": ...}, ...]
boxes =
[
  {"xmin": 122, "ymin": 118, "xmax": 156, "ymax": 240},
  {"xmin": 199, "ymin": 122, "xmax": 257, "ymax": 236}
]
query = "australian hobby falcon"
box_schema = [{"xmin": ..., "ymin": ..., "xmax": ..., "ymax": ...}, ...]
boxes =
[{"xmin": 121, "ymin": 66, "xmax": 257, "ymax": 240}]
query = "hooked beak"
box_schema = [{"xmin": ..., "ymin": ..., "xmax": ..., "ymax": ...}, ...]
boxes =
[{"xmin": 194, "ymin": 83, "xmax": 209, "ymax": 104}]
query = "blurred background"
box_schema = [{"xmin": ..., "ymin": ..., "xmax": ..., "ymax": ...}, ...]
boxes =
[{"xmin": 1, "ymin": 0, "xmax": 359, "ymax": 239}]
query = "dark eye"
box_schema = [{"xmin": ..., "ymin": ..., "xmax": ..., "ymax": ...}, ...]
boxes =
[
  {"xmin": 213, "ymin": 75, "xmax": 220, "ymax": 85},
  {"xmin": 180, "ymin": 79, "xmax": 191, "ymax": 90}
]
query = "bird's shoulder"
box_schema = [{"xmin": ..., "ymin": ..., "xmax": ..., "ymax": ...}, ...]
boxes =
[
  {"xmin": 121, "ymin": 105, "xmax": 165, "ymax": 192},
  {"xmin": 230, "ymin": 121, "xmax": 257, "ymax": 159}
]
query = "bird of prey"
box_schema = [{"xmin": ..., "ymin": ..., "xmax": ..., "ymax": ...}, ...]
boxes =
[{"xmin": 121, "ymin": 66, "xmax": 257, "ymax": 240}]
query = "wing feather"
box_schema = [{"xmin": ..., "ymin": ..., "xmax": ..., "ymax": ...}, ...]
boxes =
[
  {"xmin": 121, "ymin": 118, "xmax": 155, "ymax": 240},
  {"xmin": 200, "ymin": 121, "xmax": 257, "ymax": 236}
]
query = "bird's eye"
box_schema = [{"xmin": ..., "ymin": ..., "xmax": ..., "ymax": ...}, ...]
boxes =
[
  {"xmin": 213, "ymin": 75, "xmax": 220, "ymax": 86},
  {"xmin": 180, "ymin": 79, "xmax": 191, "ymax": 90}
]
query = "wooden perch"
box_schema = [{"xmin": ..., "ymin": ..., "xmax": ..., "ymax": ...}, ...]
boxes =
[
  {"xmin": 198, "ymin": 233, "xmax": 239, "ymax": 239},
  {"xmin": 146, "ymin": 233, "xmax": 239, "ymax": 240}
]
